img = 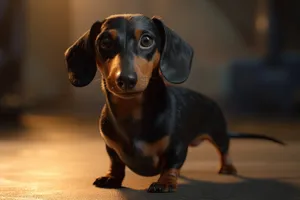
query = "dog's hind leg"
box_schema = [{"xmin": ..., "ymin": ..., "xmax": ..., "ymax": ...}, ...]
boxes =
[{"xmin": 206, "ymin": 131, "xmax": 238, "ymax": 175}]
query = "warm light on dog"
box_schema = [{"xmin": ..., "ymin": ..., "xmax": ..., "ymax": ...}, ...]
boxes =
[{"xmin": 64, "ymin": 14, "xmax": 285, "ymax": 193}]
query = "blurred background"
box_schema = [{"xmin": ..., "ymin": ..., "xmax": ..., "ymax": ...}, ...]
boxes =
[{"xmin": 0, "ymin": 0, "xmax": 299, "ymax": 140}]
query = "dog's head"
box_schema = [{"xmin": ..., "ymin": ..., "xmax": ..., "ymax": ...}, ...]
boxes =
[{"xmin": 64, "ymin": 14, "xmax": 193, "ymax": 99}]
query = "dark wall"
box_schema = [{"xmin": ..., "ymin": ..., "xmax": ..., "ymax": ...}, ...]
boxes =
[{"xmin": 0, "ymin": 0, "xmax": 25, "ymax": 125}]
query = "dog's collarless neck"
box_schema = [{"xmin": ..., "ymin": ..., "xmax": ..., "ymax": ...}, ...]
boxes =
[{"xmin": 103, "ymin": 77, "xmax": 167, "ymax": 122}]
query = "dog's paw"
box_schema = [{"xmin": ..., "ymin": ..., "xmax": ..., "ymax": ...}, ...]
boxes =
[
  {"xmin": 93, "ymin": 176, "xmax": 123, "ymax": 188},
  {"xmin": 147, "ymin": 182, "xmax": 177, "ymax": 193},
  {"xmin": 218, "ymin": 164, "xmax": 238, "ymax": 175}
]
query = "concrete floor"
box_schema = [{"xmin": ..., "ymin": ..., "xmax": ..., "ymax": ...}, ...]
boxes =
[{"xmin": 0, "ymin": 114, "xmax": 300, "ymax": 200}]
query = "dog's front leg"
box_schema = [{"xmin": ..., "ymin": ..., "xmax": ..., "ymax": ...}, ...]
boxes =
[
  {"xmin": 93, "ymin": 145, "xmax": 125, "ymax": 188},
  {"xmin": 147, "ymin": 144, "xmax": 188, "ymax": 193}
]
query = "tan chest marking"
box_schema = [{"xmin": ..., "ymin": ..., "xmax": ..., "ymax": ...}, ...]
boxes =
[
  {"xmin": 135, "ymin": 136, "xmax": 170, "ymax": 167},
  {"xmin": 135, "ymin": 136, "xmax": 170, "ymax": 156}
]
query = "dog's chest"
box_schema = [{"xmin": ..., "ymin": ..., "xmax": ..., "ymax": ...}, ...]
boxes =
[
  {"xmin": 101, "ymin": 132, "xmax": 170, "ymax": 176},
  {"xmin": 100, "ymin": 101, "xmax": 170, "ymax": 176}
]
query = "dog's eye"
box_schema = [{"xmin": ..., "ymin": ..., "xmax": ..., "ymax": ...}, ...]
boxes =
[
  {"xmin": 99, "ymin": 37, "xmax": 113, "ymax": 50},
  {"xmin": 139, "ymin": 35, "xmax": 154, "ymax": 49}
]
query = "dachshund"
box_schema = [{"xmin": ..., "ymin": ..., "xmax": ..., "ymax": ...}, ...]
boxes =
[{"xmin": 64, "ymin": 14, "xmax": 285, "ymax": 193}]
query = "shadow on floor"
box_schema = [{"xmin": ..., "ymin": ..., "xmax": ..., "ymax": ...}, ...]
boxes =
[{"xmin": 116, "ymin": 174, "xmax": 300, "ymax": 200}]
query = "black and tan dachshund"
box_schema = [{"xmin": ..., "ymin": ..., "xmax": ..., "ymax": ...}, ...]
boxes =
[{"xmin": 64, "ymin": 14, "xmax": 285, "ymax": 193}]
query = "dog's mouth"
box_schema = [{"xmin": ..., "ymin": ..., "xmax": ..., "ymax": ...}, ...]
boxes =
[
  {"xmin": 104, "ymin": 80, "xmax": 144, "ymax": 99},
  {"xmin": 113, "ymin": 91, "xmax": 143, "ymax": 99}
]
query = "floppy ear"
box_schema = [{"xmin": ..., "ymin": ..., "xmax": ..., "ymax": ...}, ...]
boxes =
[
  {"xmin": 152, "ymin": 17, "xmax": 194, "ymax": 84},
  {"xmin": 64, "ymin": 21, "xmax": 102, "ymax": 87}
]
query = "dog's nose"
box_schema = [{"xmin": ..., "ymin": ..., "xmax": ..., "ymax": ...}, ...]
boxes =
[{"xmin": 116, "ymin": 73, "xmax": 137, "ymax": 90}]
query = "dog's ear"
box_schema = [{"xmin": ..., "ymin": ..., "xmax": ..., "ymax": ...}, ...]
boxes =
[
  {"xmin": 64, "ymin": 21, "xmax": 102, "ymax": 87},
  {"xmin": 152, "ymin": 16, "xmax": 194, "ymax": 84}
]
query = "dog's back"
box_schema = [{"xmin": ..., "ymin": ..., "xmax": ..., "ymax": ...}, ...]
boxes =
[{"xmin": 165, "ymin": 86, "xmax": 227, "ymax": 142}]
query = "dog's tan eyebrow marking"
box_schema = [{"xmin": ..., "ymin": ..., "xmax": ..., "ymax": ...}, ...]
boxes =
[
  {"xmin": 134, "ymin": 29, "xmax": 143, "ymax": 40},
  {"xmin": 108, "ymin": 29, "xmax": 118, "ymax": 40}
]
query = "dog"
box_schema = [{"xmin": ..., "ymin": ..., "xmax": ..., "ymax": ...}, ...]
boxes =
[{"xmin": 64, "ymin": 14, "xmax": 285, "ymax": 193}]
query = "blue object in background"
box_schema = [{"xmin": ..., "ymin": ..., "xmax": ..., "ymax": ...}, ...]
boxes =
[
  {"xmin": 228, "ymin": 53, "xmax": 300, "ymax": 116},
  {"xmin": 227, "ymin": 0, "xmax": 300, "ymax": 117}
]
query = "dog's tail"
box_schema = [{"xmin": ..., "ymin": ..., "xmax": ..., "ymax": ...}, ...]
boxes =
[{"xmin": 228, "ymin": 132, "xmax": 286, "ymax": 145}]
